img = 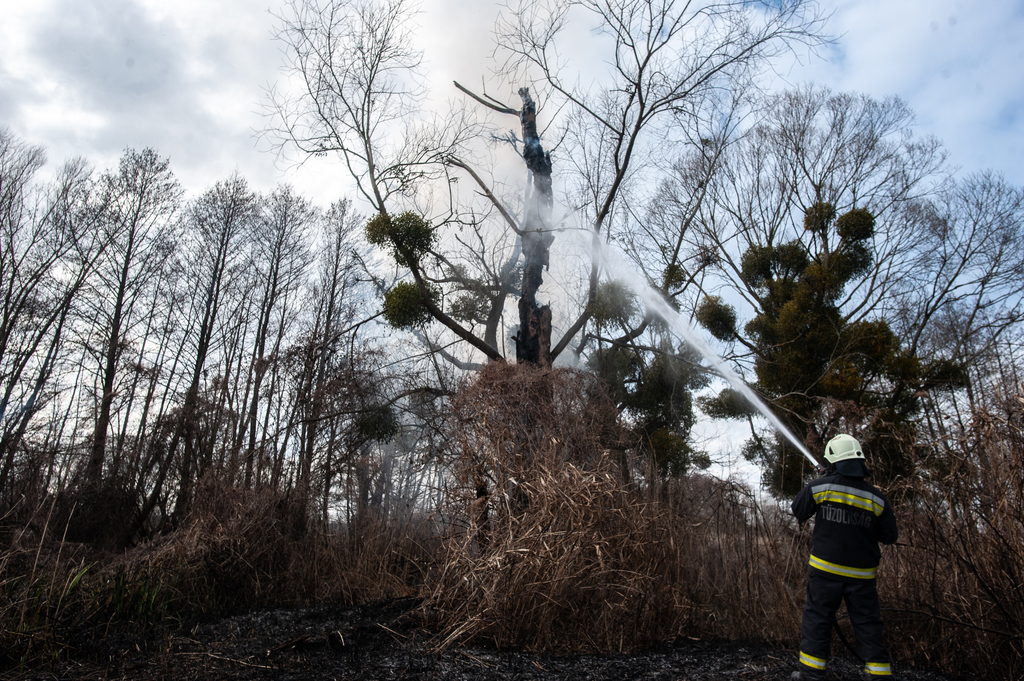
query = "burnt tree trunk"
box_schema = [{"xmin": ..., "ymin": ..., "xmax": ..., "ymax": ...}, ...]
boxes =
[{"xmin": 515, "ymin": 88, "xmax": 554, "ymax": 367}]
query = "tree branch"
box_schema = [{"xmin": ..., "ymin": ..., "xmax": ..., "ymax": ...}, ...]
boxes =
[
  {"xmin": 453, "ymin": 81, "xmax": 519, "ymax": 116},
  {"xmin": 447, "ymin": 157, "xmax": 523, "ymax": 236}
]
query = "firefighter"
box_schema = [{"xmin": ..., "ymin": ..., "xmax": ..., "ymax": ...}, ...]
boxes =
[{"xmin": 791, "ymin": 434, "xmax": 898, "ymax": 680}]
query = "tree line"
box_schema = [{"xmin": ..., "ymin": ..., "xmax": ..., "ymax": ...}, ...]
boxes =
[
  {"xmin": 2, "ymin": 0, "xmax": 1022, "ymax": 546},
  {"xmin": 0, "ymin": 132, "xmax": 417, "ymax": 544}
]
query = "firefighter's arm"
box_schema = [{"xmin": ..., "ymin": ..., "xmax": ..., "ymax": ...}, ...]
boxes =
[{"xmin": 791, "ymin": 483, "xmax": 816, "ymax": 523}]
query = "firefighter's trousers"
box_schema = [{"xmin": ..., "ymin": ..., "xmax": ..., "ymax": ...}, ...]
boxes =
[{"xmin": 798, "ymin": 571, "xmax": 892, "ymax": 677}]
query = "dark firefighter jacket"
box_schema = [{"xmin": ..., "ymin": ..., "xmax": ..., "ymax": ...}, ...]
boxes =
[{"xmin": 792, "ymin": 473, "xmax": 898, "ymax": 582}]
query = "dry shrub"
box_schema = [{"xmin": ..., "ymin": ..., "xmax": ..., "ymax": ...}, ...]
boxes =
[
  {"xmin": 1, "ymin": 477, "xmax": 434, "ymax": 667},
  {"xmin": 882, "ymin": 390, "xmax": 1024, "ymax": 680},
  {"xmin": 93, "ymin": 477, "xmax": 427, "ymax": 621},
  {"xmin": 424, "ymin": 363, "xmax": 806, "ymax": 652},
  {"xmin": 655, "ymin": 475, "xmax": 806, "ymax": 644},
  {"xmin": 427, "ymin": 458, "xmax": 681, "ymax": 652},
  {"xmin": 57, "ymin": 478, "xmax": 139, "ymax": 549}
]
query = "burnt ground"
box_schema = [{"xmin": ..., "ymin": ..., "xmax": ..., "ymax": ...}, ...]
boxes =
[{"xmin": 2, "ymin": 599, "xmax": 972, "ymax": 681}]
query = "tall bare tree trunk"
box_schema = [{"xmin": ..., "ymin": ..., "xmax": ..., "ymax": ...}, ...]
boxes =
[{"xmin": 515, "ymin": 88, "xmax": 554, "ymax": 367}]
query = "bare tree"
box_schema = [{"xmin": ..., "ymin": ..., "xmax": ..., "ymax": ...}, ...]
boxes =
[
  {"xmin": 289, "ymin": 199, "xmax": 390, "ymax": 518},
  {"xmin": 264, "ymin": 0, "xmax": 473, "ymax": 214},
  {"xmin": 900, "ymin": 171, "xmax": 1024, "ymax": 374},
  {"xmin": 266, "ymin": 0, "xmax": 824, "ymax": 378},
  {"xmin": 134, "ymin": 174, "xmax": 257, "ymax": 527},
  {"xmin": 0, "ymin": 138, "xmax": 110, "ymax": 500},
  {"xmin": 231, "ymin": 185, "xmax": 313, "ymax": 487},
  {"xmin": 265, "ymin": 0, "xmax": 505, "ymax": 368},
  {"xmin": 491, "ymin": 0, "xmax": 826, "ymax": 361},
  {"xmin": 84, "ymin": 148, "xmax": 181, "ymax": 487}
]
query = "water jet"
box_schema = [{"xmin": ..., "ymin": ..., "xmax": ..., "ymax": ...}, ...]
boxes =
[{"xmin": 590, "ymin": 238, "xmax": 819, "ymax": 468}]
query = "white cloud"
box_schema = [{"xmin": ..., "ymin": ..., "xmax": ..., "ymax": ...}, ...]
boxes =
[
  {"xmin": 1, "ymin": 0, "xmax": 1021, "ymax": 200},
  {"xmin": 779, "ymin": 0, "xmax": 1024, "ymax": 182},
  {"xmin": 1, "ymin": 0, "xmax": 299, "ymax": 196}
]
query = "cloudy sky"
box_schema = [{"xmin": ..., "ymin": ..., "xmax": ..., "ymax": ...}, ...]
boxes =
[{"xmin": 1, "ymin": 0, "xmax": 1022, "ymax": 208}]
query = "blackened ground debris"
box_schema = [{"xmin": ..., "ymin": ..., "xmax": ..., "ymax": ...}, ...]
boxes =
[{"xmin": 0, "ymin": 599, "xmax": 975, "ymax": 681}]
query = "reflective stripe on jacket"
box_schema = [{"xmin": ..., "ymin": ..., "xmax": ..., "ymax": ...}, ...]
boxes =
[
  {"xmin": 792, "ymin": 472, "xmax": 897, "ymax": 582},
  {"xmin": 809, "ymin": 553, "xmax": 877, "ymax": 579},
  {"xmin": 811, "ymin": 482, "xmax": 886, "ymax": 516}
]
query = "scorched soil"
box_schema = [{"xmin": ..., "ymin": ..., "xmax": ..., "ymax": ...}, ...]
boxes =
[{"xmin": 1, "ymin": 599, "xmax": 974, "ymax": 680}]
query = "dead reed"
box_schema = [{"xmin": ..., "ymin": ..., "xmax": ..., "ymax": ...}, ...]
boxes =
[
  {"xmin": 3, "ymin": 362, "xmax": 1020, "ymax": 679},
  {"xmin": 424, "ymin": 363, "xmax": 1024, "ymax": 678},
  {"xmin": 0, "ymin": 496, "xmax": 91, "ymax": 669},
  {"xmin": 95, "ymin": 478, "xmax": 429, "ymax": 617},
  {"xmin": 423, "ymin": 363, "xmax": 807, "ymax": 652},
  {"xmin": 0, "ymin": 478, "xmax": 431, "ymax": 668},
  {"xmin": 880, "ymin": 389, "xmax": 1024, "ymax": 679}
]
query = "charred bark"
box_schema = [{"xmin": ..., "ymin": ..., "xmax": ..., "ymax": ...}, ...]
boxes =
[{"xmin": 515, "ymin": 88, "xmax": 555, "ymax": 366}]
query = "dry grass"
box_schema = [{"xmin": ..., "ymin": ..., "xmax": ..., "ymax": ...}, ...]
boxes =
[
  {"xmin": 424, "ymin": 461, "xmax": 809, "ymax": 653},
  {"xmin": 3, "ymin": 364, "xmax": 1021, "ymax": 679},
  {"xmin": 880, "ymin": 389, "xmax": 1024, "ymax": 679},
  {"xmin": 423, "ymin": 364, "xmax": 806, "ymax": 653},
  {"xmin": 654, "ymin": 475, "xmax": 807, "ymax": 644},
  {"xmin": 426, "ymin": 458, "xmax": 677, "ymax": 652},
  {"xmin": 0, "ymin": 479, "xmax": 432, "ymax": 668}
]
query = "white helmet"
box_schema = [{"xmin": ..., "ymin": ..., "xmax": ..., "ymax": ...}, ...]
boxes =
[{"xmin": 824, "ymin": 434, "xmax": 869, "ymax": 476}]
